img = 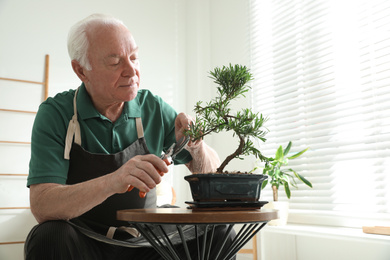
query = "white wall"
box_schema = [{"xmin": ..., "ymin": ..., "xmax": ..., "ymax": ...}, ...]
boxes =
[{"xmin": 0, "ymin": 0, "xmax": 188, "ymax": 102}]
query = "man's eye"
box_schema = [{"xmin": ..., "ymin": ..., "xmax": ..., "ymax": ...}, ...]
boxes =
[{"xmin": 107, "ymin": 58, "xmax": 120, "ymax": 66}]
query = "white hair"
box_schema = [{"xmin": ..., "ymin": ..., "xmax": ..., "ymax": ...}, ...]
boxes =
[{"xmin": 67, "ymin": 14, "xmax": 125, "ymax": 70}]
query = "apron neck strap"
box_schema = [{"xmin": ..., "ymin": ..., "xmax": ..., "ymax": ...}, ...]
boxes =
[
  {"xmin": 135, "ymin": 117, "xmax": 144, "ymax": 139},
  {"xmin": 64, "ymin": 88, "xmax": 82, "ymax": 160}
]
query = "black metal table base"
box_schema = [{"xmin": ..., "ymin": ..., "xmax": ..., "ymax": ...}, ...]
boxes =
[{"xmin": 133, "ymin": 221, "xmax": 268, "ymax": 260}]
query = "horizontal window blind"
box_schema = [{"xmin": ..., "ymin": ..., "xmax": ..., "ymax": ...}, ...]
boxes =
[{"xmin": 250, "ymin": 0, "xmax": 390, "ymax": 228}]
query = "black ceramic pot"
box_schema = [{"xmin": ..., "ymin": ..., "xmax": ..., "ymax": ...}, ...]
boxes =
[{"xmin": 184, "ymin": 173, "xmax": 268, "ymax": 202}]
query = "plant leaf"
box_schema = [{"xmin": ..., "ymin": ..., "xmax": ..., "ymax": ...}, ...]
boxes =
[
  {"xmin": 289, "ymin": 169, "xmax": 313, "ymax": 188},
  {"xmin": 288, "ymin": 147, "xmax": 309, "ymax": 159},
  {"xmin": 284, "ymin": 141, "xmax": 292, "ymax": 155},
  {"xmin": 284, "ymin": 182, "xmax": 291, "ymax": 199},
  {"xmin": 281, "ymin": 174, "xmax": 289, "ymax": 183},
  {"xmin": 275, "ymin": 145, "xmax": 283, "ymax": 160},
  {"xmin": 261, "ymin": 179, "xmax": 268, "ymax": 190}
]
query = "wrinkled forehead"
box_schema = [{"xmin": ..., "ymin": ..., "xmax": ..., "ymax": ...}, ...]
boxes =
[{"xmin": 86, "ymin": 23, "xmax": 137, "ymax": 56}]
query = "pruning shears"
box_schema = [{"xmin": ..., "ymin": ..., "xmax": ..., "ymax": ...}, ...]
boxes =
[{"xmin": 127, "ymin": 136, "xmax": 190, "ymax": 198}]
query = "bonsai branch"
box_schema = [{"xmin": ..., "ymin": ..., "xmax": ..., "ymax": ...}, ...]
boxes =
[{"xmin": 185, "ymin": 64, "xmax": 268, "ymax": 174}]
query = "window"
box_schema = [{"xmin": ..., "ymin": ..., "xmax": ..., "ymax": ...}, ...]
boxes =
[{"xmin": 250, "ymin": 0, "xmax": 390, "ymax": 228}]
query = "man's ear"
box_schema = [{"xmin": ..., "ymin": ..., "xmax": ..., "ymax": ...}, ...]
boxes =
[{"xmin": 71, "ymin": 60, "xmax": 88, "ymax": 82}]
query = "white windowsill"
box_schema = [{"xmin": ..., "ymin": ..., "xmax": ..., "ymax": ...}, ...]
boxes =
[{"xmin": 261, "ymin": 223, "xmax": 390, "ymax": 242}]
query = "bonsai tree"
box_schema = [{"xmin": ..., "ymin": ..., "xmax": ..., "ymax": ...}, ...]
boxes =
[
  {"xmin": 259, "ymin": 141, "xmax": 312, "ymax": 201},
  {"xmin": 185, "ymin": 64, "xmax": 268, "ymax": 173}
]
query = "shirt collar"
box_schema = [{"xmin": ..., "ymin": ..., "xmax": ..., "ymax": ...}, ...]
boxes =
[{"xmin": 76, "ymin": 83, "xmax": 141, "ymax": 121}]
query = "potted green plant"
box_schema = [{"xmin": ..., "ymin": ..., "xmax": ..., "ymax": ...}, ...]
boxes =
[
  {"xmin": 258, "ymin": 141, "xmax": 312, "ymax": 225},
  {"xmin": 184, "ymin": 64, "xmax": 269, "ymax": 206}
]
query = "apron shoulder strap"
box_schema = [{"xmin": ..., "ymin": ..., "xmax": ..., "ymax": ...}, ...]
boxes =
[
  {"xmin": 135, "ymin": 117, "xmax": 144, "ymax": 139},
  {"xmin": 64, "ymin": 88, "xmax": 82, "ymax": 160}
]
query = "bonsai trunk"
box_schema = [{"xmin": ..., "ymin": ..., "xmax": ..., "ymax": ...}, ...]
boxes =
[
  {"xmin": 216, "ymin": 135, "xmax": 245, "ymax": 173},
  {"xmin": 272, "ymin": 185, "xmax": 278, "ymax": 201}
]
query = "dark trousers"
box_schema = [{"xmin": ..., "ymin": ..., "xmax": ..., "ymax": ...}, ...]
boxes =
[{"xmin": 24, "ymin": 220, "xmax": 236, "ymax": 260}]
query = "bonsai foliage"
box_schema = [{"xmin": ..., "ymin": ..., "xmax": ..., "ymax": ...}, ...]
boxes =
[
  {"xmin": 185, "ymin": 64, "xmax": 268, "ymax": 173},
  {"xmin": 260, "ymin": 141, "xmax": 312, "ymax": 201}
]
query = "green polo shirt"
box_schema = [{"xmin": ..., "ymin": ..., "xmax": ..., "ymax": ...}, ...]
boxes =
[{"xmin": 27, "ymin": 84, "xmax": 191, "ymax": 186}]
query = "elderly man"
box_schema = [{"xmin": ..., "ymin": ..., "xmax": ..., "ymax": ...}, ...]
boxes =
[{"xmin": 25, "ymin": 14, "xmax": 235, "ymax": 259}]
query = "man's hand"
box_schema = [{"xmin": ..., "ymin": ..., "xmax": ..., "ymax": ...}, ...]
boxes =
[
  {"xmin": 112, "ymin": 154, "xmax": 169, "ymax": 194},
  {"xmin": 175, "ymin": 112, "xmax": 201, "ymax": 146},
  {"xmin": 175, "ymin": 112, "xmax": 220, "ymax": 174}
]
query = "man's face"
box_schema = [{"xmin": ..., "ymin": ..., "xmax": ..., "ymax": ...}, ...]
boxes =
[{"xmin": 83, "ymin": 24, "xmax": 140, "ymax": 105}]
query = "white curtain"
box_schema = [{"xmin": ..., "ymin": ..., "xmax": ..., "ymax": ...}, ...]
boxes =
[{"xmin": 250, "ymin": 0, "xmax": 390, "ymax": 227}]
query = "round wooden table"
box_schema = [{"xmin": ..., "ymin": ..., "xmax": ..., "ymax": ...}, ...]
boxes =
[{"xmin": 117, "ymin": 208, "xmax": 278, "ymax": 260}]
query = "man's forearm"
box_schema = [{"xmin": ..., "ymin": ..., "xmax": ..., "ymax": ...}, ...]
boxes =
[
  {"xmin": 185, "ymin": 142, "xmax": 220, "ymax": 174},
  {"xmin": 30, "ymin": 174, "xmax": 115, "ymax": 223},
  {"xmin": 30, "ymin": 154, "xmax": 167, "ymax": 223}
]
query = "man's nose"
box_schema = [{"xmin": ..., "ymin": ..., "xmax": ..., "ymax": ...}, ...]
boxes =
[{"xmin": 122, "ymin": 58, "xmax": 137, "ymax": 77}]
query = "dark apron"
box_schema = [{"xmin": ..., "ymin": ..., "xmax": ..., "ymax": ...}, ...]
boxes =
[
  {"xmin": 63, "ymin": 88, "xmax": 195, "ymax": 248},
  {"xmin": 66, "ymin": 121, "xmax": 155, "ymax": 228}
]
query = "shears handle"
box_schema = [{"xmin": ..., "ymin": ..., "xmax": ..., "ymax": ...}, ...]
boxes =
[{"xmin": 127, "ymin": 157, "xmax": 172, "ymax": 198}]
